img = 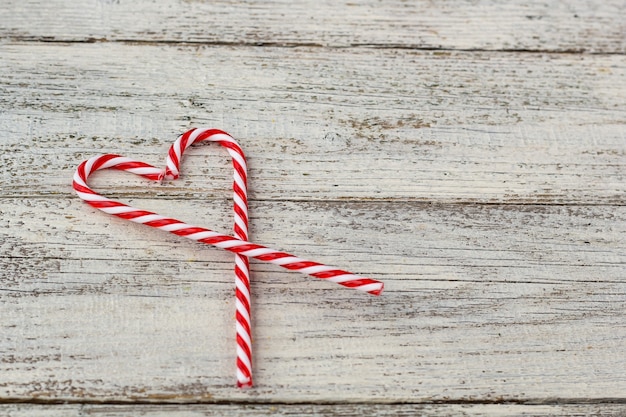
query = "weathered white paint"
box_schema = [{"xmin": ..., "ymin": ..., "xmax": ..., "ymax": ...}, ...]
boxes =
[
  {"xmin": 1, "ymin": 197, "xmax": 625, "ymax": 401},
  {"xmin": 2, "ymin": 0, "xmax": 625, "ymax": 52},
  {"xmin": 1, "ymin": 43, "xmax": 624, "ymax": 203},
  {"xmin": 3, "ymin": 403, "xmax": 626, "ymax": 417},
  {"xmin": 0, "ymin": 0, "xmax": 625, "ymax": 413}
]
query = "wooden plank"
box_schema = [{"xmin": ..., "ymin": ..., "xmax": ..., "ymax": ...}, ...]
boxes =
[
  {"xmin": 1, "ymin": 42, "xmax": 625, "ymax": 204},
  {"xmin": 3, "ymin": 403, "xmax": 626, "ymax": 417},
  {"xmin": 1, "ymin": 198, "xmax": 624, "ymax": 401},
  {"xmin": 2, "ymin": 0, "xmax": 625, "ymax": 52}
]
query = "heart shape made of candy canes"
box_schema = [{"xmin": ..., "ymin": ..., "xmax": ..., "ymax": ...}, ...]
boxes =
[{"xmin": 73, "ymin": 128, "xmax": 384, "ymax": 388}]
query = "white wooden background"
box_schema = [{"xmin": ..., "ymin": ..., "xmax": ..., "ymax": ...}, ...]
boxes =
[{"xmin": 1, "ymin": 0, "xmax": 625, "ymax": 415}]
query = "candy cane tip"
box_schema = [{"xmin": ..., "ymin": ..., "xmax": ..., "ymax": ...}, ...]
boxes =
[
  {"xmin": 370, "ymin": 284, "xmax": 384, "ymax": 296},
  {"xmin": 237, "ymin": 379, "xmax": 253, "ymax": 389}
]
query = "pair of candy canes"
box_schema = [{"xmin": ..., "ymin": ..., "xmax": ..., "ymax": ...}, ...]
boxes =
[{"xmin": 73, "ymin": 128, "xmax": 384, "ymax": 388}]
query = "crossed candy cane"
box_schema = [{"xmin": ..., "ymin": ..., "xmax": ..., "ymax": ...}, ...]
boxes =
[{"xmin": 73, "ymin": 128, "xmax": 384, "ymax": 388}]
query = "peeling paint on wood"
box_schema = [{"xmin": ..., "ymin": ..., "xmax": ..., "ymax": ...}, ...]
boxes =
[
  {"xmin": 3, "ymin": 403, "xmax": 626, "ymax": 417},
  {"xmin": 0, "ymin": 0, "xmax": 625, "ymax": 413},
  {"xmin": 2, "ymin": 0, "xmax": 626, "ymax": 52}
]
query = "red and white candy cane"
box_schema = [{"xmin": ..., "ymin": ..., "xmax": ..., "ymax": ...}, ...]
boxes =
[
  {"xmin": 165, "ymin": 128, "xmax": 253, "ymax": 387},
  {"xmin": 72, "ymin": 128, "xmax": 384, "ymax": 388}
]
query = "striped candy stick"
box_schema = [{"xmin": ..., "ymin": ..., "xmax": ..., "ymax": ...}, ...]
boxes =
[
  {"xmin": 72, "ymin": 128, "xmax": 384, "ymax": 386},
  {"xmin": 165, "ymin": 129, "xmax": 253, "ymax": 388}
]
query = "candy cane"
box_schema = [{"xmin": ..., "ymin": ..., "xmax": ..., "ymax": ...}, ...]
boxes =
[
  {"xmin": 165, "ymin": 129, "xmax": 253, "ymax": 388},
  {"xmin": 72, "ymin": 128, "xmax": 384, "ymax": 387}
]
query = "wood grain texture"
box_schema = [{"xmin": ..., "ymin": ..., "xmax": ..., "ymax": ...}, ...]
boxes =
[
  {"xmin": 3, "ymin": 403, "xmax": 626, "ymax": 417},
  {"xmin": 2, "ymin": 0, "xmax": 625, "ymax": 53},
  {"xmin": 1, "ymin": 0, "xmax": 625, "ymax": 412},
  {"xmin": 1, "ymin": 43, "xmax": 625, "ymax": 203},
  {"xmin": 1, "ymin": 198, "xmax": 625, "ymax": 401}
]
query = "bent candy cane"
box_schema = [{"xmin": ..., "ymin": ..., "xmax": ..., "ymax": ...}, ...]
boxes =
[{"xmin": 72, "ymin": 128, "xmax": 384, "ymax": 388}]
